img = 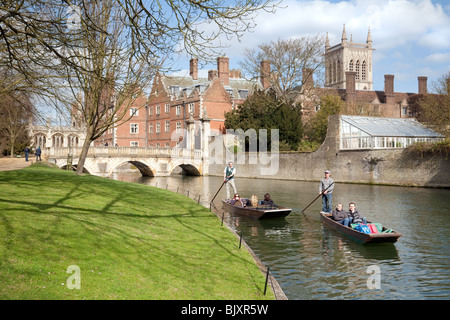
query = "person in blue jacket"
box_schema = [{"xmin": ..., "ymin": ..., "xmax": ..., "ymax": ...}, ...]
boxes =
[
  {"xmin": 35, "ymin": 147, "xmax": 42, "ymax": 162},
  {"xmin": 24, "ymin": 147, "xmax": 30, "ymax": 161}
]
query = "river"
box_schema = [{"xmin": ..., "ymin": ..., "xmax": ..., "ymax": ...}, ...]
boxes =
[{"xmin": 111, "ymin": 173, "xmax": 450, "ymax": 300}]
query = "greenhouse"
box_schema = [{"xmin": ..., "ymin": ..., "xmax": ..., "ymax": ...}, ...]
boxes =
[{"xmin": 340, "ymin": 116, "xmax": 444, "ymax": 150}]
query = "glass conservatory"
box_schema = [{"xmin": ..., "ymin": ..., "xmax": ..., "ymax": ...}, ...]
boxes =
[{"xmin": 340, "ymin": 116, "xmax": 444, "ymax": 150}]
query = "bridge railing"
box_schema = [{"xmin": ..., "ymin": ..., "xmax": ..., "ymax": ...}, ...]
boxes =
[{"xmin": 47, "ymin": 146, "xmax": 203, "ymax": 158}]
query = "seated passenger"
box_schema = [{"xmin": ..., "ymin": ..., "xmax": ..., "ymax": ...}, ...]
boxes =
[
  {"xmin": 260, "ymin": 193, "xmax": 274, "ymax": 205},
  {"xmin": 347, "ymin": 202, "xmax": 367, "ymax": 225},
  {"xmin": 249, "ymin": 194, "xmax": 258, "ymax": 207},
  {"xmin": 230, "ymin": 193, "xmax": 245, "ymax": 207},
  {"xmin": 332, "ymin": 203, "xmax": 350, "ymax": 227}
]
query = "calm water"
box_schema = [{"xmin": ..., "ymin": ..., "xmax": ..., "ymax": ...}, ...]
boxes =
[{"xmin": 112, "ymin": 173, "xmax": 450, "ymax": 300}]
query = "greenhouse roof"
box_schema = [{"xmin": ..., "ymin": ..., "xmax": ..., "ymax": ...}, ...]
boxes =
[{"xmin": 341, "ymin": 116, "xmax": 444, "ymax": 138}]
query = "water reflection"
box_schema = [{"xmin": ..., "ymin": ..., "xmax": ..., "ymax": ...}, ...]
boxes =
[{"xmin": 111, "ymin": 173, "xmax": 450, "ymax": 300}]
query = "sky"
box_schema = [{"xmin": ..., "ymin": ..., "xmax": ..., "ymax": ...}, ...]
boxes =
[{"xmin": 172, "ymin": 0, "xmax": 450, "ymax": 94}]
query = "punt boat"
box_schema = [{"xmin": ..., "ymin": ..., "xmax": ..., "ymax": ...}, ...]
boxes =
[
  {"xmin": 222, "ymin": 199, "xmax": 292, "ymax": 219},
  {"xmin": 320, "ymin": 212, "xmax": 402, "ymax": 244}
]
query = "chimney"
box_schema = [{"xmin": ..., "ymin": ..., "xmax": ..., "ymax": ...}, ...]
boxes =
[
  {"xmin": 230, "ymin": 69, "xmax": 242, "ymax": 79},
  {"xmin": 418, "ymin": 76, "xmax": 427, "ymax": 94},
  {"xmin": 345, "ymin": 71, "xmax": 356, "ymax": 103},
  {"xmin": 208, "ymin": 70, "xmax": 218, "ymax": 81},
  {"xmin": 217, "ymin": 56, "xmax": 229, "ymax": 86},
  {"xmin": 190, "ymin": 58, "xmax": 198, "ymax": 80},
  {"xmin": 302, "ymin": 68, "xmax": 314, "ymax": 89},
  {"xmin": 447, "ymin": 77, "xmax": 450, "ymax": 96},
  {"xmin": 384, "ymin": 74, "xmax": 395, "ymax": 104},
  {"xmin": 260, "ymin": 60, "xmax": 271, "ymax": 89}
]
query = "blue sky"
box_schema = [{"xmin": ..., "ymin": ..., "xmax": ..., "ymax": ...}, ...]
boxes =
[{"xmin": 172, "ymin": 0, "xmax": 450, "ymax": 93}]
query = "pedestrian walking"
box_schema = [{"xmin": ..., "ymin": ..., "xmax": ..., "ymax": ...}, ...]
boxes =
[
  {"xmin": 24, "ymin": 147, "xmax": 30, "ymax": 162},
  {"xmin": 35, "ymin": 147, "xmax": 42, "ymax": 162}
]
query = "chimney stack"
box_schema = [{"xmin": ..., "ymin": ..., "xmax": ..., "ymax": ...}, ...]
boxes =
[
  {"xmin": 190, "ymin": 58, "xmax": 198, "ymax": 80},
  {"xmin": 345, "ymin": 71, "xmax": 356, "ymax": 103},
  {"xmin": 217, "ymin": 56, "xmax": 229, "ymax": 86},
  {"xmin": 418, "ymin": 76, "xmax": 427, "ymax": 94},
  {"xmin": 260, "ymin": 60, "xmax": 271, "ymax": 89},
  {"xmin": 208, "ymin": 70, "xmax": 218, "ymax": 81},
  {"xmin": 302, "ymin": 68, "xmax": 314, "ymax": 89},
  {"xmin": 447, "ymin": 77, "xmax": 450, "ymax": 96},
  {"xmin": 384, "ymin": 74, "xmax": 395, "ymax": 104}
]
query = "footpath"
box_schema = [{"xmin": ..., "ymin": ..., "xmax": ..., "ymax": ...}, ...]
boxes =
[{"xmin": 0, "ymin": 158, "xmax": 33, "ymax": 171}]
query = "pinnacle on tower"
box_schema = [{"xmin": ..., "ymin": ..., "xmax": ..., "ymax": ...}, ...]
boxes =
[
  {"xmin": 341, "ymin": 24, "xmax": 347, "ymax": 45},
  {"xmin": 325, "ymin": 32, "xmax": 330, "ymax": 50},
  {"xmin": 366, "ymin": 27, "xmax": 372, "ymax": 48}
]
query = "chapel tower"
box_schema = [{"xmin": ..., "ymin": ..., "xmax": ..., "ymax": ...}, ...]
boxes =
[{"xmin": 325, "ymin": 25, "xmax": 374, "ymax": 90}]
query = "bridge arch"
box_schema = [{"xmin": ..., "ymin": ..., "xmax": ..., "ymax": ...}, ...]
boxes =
[
  {"xmin": 171, "ymin": 164, "xmax": 201, "ymax": 176},
  {"xmin": 108, "ymin": 160, "xmax": 155, "ymax": 177}
]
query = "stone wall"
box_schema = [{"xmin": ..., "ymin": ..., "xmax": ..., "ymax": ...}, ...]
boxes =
[{"xmin": 208, "ymin": 115, "xmax": 449, "ymax": 188}]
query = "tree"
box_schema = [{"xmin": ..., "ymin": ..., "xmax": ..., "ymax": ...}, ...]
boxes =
[
  {"xmin": 414, "ymin": 72, "xmax": 450, "ymax": 137},
  {"xmin": 1, "ymin": 0, "xmax": 277, "ymax": 174},
  {"xmin": 304, "ymin": 94, "xmax": 344, "ymax": 144},
  {"xmin": 0, "ymin": 92, "xmax": 33, "ymax": 157},
  {"xmin": 225, "ymin": 89, "xmax": 303, "ymax": 151},
  {"xmin": 239, "ymin": 36, "xmax": 325, "ymax": 104}
]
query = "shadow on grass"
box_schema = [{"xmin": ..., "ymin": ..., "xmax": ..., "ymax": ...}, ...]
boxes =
[{"xmin": 0, "ymin": 164, "xmax": 270, "ymax": 298}]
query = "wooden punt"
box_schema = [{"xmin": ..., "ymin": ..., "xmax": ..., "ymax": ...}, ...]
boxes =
[
  {"xmin": 222, "ymin": 199, "xmax": 292, "ymax": 219},
  {"xmin": 320, "ymin": 212, "xmax": 402, "ymax": 244}
]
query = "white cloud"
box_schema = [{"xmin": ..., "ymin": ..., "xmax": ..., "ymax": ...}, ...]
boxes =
[
  {"xmin": 174, "ymin": 0, "xmax": 450, "ymax": 92},
  {"xmin": 425, "ymin": 52, "xmax": 450, "ymax": 63},
  {"xmin": 210, "ymin": 0, "xmax": 444, "ymax": 59}
]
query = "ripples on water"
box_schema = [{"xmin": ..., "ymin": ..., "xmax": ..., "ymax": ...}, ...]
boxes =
[{"xmin": 112, "ymin": 173, "xmax": 450, "ymax": 300}]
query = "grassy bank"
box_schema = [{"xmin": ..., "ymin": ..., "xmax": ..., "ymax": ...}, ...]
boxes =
[{"xmin": 0, "ymin": 163, "xmax": 274, "ymax": 299}]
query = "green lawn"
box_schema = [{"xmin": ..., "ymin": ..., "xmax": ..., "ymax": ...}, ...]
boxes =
[{"xmin": 0, "ymin": 163, "xmax": 274, "ymax": 300}]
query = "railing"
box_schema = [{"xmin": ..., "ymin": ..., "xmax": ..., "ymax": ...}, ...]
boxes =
[{"xmin": 47, "ymin": 146, "xmax": 203, "ymax": 159}]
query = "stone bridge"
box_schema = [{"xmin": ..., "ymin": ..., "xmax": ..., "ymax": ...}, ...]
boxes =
[{"xmin": 47, "ymin": 146, "xmax": 208, "ymax": 177}]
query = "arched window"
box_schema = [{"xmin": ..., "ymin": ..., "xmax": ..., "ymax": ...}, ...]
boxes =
[
  {"xmin": 326, "ymin": 62, "xmax": 331, "ymax": 84},
  {"xmin": 362, "ymin": 61, "xmax": 366, "ymax": 80},
  {"xmin": 349, "ymin": 60, "xmax": 354, "ymax": 71},
  {"xmin": 52, "ymin": 134, "xmax": 64, "ymax": 148},
  {"xmin": 332, "ymin": 61, "xmax": 336, "ymax": 83},
  {"xmin": 68, "ymin": 135, "xmax": 79, "ymax": 148},
  {"xmin": 337, "ymin": 60, "xmax": 342, "ymax": 81},
  {"xmin": 356, "ymin": 60, "xmax": 360, "ymax": 80},
  {"xmin": 34, "ymin": 134, "xmax": 46, "ymax": 148}
]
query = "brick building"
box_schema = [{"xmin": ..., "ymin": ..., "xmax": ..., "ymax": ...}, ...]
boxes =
[
  {"xmin": 96, "ymin": 92, "xmax": 149, "ymax": 147},
  {"xmin": 144, "ymin": 56, "xmax": 263, "ymax": 148}
]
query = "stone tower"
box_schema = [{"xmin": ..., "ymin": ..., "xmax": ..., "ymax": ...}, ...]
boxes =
[{"xmin": 325, "ymin": 25, "xmax": 374, "ymax": 90}]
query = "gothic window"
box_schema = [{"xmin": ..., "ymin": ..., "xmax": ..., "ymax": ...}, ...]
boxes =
[
  {"xmin": 356, "ymin": 60, "xmax": 360, "ymax": 80},
  {"xmin": 362, "ymin": 61, "xmax": 366, "ymax": 80},
  {"xmin": 332, "ymin": 61, "xmax": 336, "ymax": 83},
  {"xmin": 52, "ymin": 134, "xmax": 64, "ymax": 147},
  {"xmin": 337, "ymin": 60, "xmax": 342, "ymax": 81},
  {"xmin": 327, "ymin": 62, "xmax": 331, "ymax": 84},
  {"xmin": 349, "ymin": 60, "xmax": 354, "ymax": 71}
]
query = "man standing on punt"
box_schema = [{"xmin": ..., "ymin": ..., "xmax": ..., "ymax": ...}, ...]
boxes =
[
  {"xmin": 319, "ymin": 170, "xmax": 334, "ymax": 214},
  {"xmin": 224, "ymin": 162, "xmax": 237, "ymax": 200}
]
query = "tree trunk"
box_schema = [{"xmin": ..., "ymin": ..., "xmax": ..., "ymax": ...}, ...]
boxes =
[
  {"xmin": 10, "ymin": 135, "xmax": 15, "ymax": 158},
  {"xmin": 76, "ymin": 126, "xmax": 94, "ymax": 175}
]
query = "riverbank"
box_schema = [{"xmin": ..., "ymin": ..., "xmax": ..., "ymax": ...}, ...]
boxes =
[{"xmin": 0, "ymin": 163, "xmax": 274, "ymax": 299}]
